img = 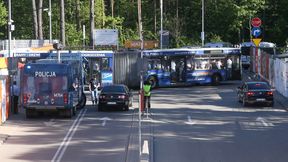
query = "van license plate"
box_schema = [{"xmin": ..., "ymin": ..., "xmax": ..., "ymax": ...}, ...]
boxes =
[
  {"xmin": 107, "ymin": 102, "xmax": 116, "ymax": 105},
  {"xmin": 256, "ymin": 98, "xmax": 266, "ymax": 101}
]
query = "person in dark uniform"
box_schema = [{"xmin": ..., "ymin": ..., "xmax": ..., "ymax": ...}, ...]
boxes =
[{"xmin": 89, "ymin": 76, "xmax": 99, "ymax": 105}]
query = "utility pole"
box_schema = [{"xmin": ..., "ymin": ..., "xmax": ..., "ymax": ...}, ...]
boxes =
[
  {"xmin": 137, "ymin": 0, "xmax": 143, "ymax": 159},
  {"xmin": 201, "ymin": 0, "xmax": 205, "ymax": 46},
  {"xmin": 60, "ymin": 0, "xmax": 65, "ymax": 46},
  {"xmin": 49, "ymin": 0, "xmax": 52, "ymax": 43},
  {"xmin": 160, "ymin": 0, "xmax": 163, "ymax": 49},
  {"xmin": 8, "ymin": 0, "xmax": 15, "ymax": 114}
]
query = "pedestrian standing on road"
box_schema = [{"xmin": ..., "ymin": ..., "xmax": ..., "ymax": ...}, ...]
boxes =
[
  {"xmin": 143, "ymin": 81, "xmax": 151, "ymax": 110},
  {"xmin": 11, "ymin": 81, "xmax": 20, "ymax": 114},
  {"xmin": 89, "ymin": 76, "xmax": 99, "ymax": 105}
]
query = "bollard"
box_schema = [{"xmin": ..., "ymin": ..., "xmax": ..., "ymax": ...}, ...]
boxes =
[{"xmin": 140, "ymin": 89, "xmax": 144, "ymax": 112}]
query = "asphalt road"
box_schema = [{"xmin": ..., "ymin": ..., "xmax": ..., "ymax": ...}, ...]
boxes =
[
  {"xmin": 0, "ymin": 103, "xmax": 137, "ymax": 162},
  {"xmin": 151, "ymin": 81, "xmax": 288, "ymax": 162},
  {"xmin": 1, "ymin": 79, "xmax": 288, "ymax": 162}
]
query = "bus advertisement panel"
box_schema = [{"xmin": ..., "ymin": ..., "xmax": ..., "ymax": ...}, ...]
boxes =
[{"xmin": 143, "ymin": 47, "xmax": 241, "ymax": 88}]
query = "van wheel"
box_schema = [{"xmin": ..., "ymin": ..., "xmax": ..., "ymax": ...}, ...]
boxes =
[
  {"xmin": 148, "ymin": 76, "xmax": 158, "ymax": 89},
  {"xmin": 212, "ymin": 74, "xmax": 220, "ymax": 85}
]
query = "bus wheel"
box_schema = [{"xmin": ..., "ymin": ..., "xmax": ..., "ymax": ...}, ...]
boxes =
[
  {"xmin": 212, "ymin": 74, "xmax": 220, "ymax": 85},
  {"xmin": 77, "ymin": 93, "xmax": 86, "ymax": 109},
  {"xmin": 148, "ymin": 76, "xmax": 158, "ymax": 89}
]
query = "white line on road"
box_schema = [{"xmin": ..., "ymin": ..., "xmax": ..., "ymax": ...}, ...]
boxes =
[
  {"xmin": 185, "ymin": 115, "xmax": 196, "ymax": 125},
  {"xmin": 142, "ymin": 140, "xmax": 149, "ymax": 154},
  {"xmin": 44, "ymin": 119, "xmax": 56, "ymax": 127},
  {"xmin": 256, "ymin": 117, "xmax": 274, "ymax": 127},
  {"xmin": 100, "ymin": 117, "xmax": 112, "ymax": 126},
  {"xmin": 51, "ymin": 108, "xmax": 87, "ymax": 162}
]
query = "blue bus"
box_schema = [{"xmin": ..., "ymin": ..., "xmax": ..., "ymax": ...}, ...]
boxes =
[
  {"xmin": 21, "ymin": 53, "xmax": 86, "ymax": 118},
  {"xmin": 143, "ymin": 47, "xmax": 241, "ymax": 88},
  {"xmin": 78, "ymin": 51, "xmax": 113, "ymax": 87}
]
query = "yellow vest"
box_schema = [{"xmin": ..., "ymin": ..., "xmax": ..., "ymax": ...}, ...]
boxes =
[{"xmin": 143, "ymin": 84, "xmax": 151, "ymax": 96}]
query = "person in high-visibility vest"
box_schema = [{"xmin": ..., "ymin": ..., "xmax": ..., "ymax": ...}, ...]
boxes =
[{"xmin": 143, "ymin": 81, "xmax": 151, "ymax": 109}]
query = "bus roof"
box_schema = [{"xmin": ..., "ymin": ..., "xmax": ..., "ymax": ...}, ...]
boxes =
[
  {"xmin": 143, "ymin": 47, "xmax": 240, "ymax": 56},
  {"xmin": 240, "ymin": 41, "xmax": 276, "ymax": 48},
  {"xmin": 204, "ymin": 42, "xmax": 233, "ymax": 48},
  {"xmin": 13, "ymin": 50, "xmax": 113, "ymax": 58}
]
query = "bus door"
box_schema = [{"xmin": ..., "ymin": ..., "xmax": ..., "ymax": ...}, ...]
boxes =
[
  {"xmin": 87, "ymin": 57, "xmax": 112, "ymax": 85},
  {"xmin": 228, "ymin": 55, "xmax": 241, "ymax": 80},
  {"xmin": 170, "ymin": 56, "xmax": 186, "ymax": 83}
]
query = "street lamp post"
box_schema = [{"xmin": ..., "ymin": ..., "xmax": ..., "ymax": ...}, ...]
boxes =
[
  {"xmin": 48, "ymin": 0, "xmax": 52, "ymax": 43},
  {"xmin": 160, "ymin": 0, "xmax": 163, "ymax": 49},
  {"xmin": 44, "ymin": 0, "xmax": 52, "ymax": 43},
  {"xmin": 201, "ymin": 0, "xmax": 205, "ymax": 46}
]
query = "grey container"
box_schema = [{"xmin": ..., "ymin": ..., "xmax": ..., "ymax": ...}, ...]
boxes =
[{"xmin": 113, "ymin": 50, "xmax": 147, "ymax": 89}]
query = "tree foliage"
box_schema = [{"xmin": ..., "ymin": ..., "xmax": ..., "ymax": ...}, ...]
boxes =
[{"xmin": 0, "ymin": 0, "xmax": 287, "ymax": 48}]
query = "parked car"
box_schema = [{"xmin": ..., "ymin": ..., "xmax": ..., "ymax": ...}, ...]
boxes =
[
  {"xmin": 237, "ymin": 81, "xmax": 274, "ymax": 107},
  {"xmin": 98, "ymin": 84, "xmax": 133, "ymax": 111}
]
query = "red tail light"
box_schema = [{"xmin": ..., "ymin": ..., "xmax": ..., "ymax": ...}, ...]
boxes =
[
  {"xmin": 246, "ymin": 92, "xmax": 254, "ymax": 96},
  {"xmin": 23, "ymin": 94, "xmax": 28, "ymax": 104},
  {"xmin": 266, "ymin": 91, "xmax": 273, "ymax": 95},
  {"xmin": 63, "ymin": 93, "xmax": 68, "ymax": 104}
]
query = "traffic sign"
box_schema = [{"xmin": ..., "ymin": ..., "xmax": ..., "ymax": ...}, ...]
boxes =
[
  {"xmin": 251, "ymin": 17, "xmax": 262, "ymax": 27},
  {"xmin": 252, "ymin": 38, "xmax": 262, "ymax": 47},
  {"xmin": 251, "ymin": 27, "xmax": 262, "ymax": 38}
]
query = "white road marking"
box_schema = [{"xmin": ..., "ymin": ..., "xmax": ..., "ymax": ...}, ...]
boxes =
[
  {"xmin": 44, "ymin": 119, "xmax": 56, "ymax": 127},
  {"xmin": 185, "ymin": 115, "xmax": 197, "ymax": 125},
  {"xmin": 256, "ymin": 117, "xmax": 274, "ymax": 127},
  {"xmin": 51, "ymin": 108, "xmax": 87, "ymax": 162},
  {"xmin": 100, "ymin": 117, "xmax": 112, "ymax": 126},
  {"xmin": 142, "ymin": 140, "xmax": 149, "ymax": 154}
]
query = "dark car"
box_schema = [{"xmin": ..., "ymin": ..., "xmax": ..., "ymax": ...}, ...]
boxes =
[
  {"xmin": 237, "ymin": 81, "xmax": 274, "ymax": 107},
  {"xmin": 98, "ymin": 84, "xmax": 133, "ymax": 111}
]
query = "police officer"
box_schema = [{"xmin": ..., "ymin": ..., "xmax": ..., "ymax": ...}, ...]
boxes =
[{"xmin": 143, "ymin": 81, "xmax": 151, "ymax": 109}]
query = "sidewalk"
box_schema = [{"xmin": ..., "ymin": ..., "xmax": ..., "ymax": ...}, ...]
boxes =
[
  {"xmin": 243, "ymin": 70, "xmax": 288, "ymax": 109},
  {"xmin": 0, "ymin": 106, "xmax": 26, "ymax": 145}
]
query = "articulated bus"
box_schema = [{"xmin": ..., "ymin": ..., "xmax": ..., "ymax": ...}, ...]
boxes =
[{"xmin": 143, "ymin": 47, "xmax": 241, "ymax": 88}]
